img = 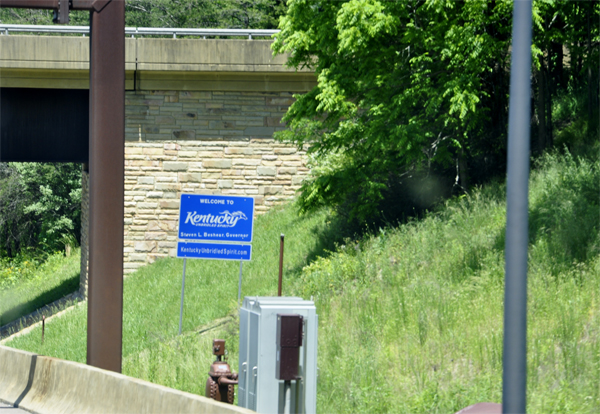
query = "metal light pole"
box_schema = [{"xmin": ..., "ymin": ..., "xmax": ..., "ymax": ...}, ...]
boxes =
[{"xmin": 503, "ymin": 1, "xmax": 533, "ymax": 412}]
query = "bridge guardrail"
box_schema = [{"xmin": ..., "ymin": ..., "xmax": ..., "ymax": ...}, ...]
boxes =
[{"xmin": 0, "ymin": 24, "xmax": 279, "ymax": 39}]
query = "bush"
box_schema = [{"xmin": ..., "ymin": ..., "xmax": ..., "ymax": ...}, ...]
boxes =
[{"xmin": 0, "ymin": 163, "xmax": 82, "ymax": 258}]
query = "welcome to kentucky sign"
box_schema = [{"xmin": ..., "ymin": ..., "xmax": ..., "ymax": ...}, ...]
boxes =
[{"xmin": 177, "ymin": 194, "xmax": 254, "ymax": 260}]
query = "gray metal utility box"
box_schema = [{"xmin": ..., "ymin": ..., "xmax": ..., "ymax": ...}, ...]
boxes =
[{"xmin": 238, "ymin": 296, "xmax": 318, "ymax": 414}]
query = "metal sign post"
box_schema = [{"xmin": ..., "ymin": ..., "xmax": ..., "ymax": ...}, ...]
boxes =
[
  {"xmin": 238, "ymin": 260, "xmax": 243, "ymax": 308},
  {"xmin": 179, "ymin": 258, "xmax": 187, "ymax": 336},
  {"xmin": 503, "ymin": 1, "xmax": 533, "ymax": 413}
]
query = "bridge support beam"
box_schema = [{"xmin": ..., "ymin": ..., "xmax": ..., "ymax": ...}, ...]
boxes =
[
  {"xmin": 0, "ymin": 0, "xmax": 125, "ymax": 373},
  {"xmin": 87, "ymin": 0, "xmax": 125, "ymax": 373}
]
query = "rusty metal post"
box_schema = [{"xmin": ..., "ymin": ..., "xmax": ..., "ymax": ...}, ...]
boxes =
[
  {"xmin": 0, "ymin": 0, "xmax": 58, "ymax": 8},
  {"xmin": 86, "ymin": 0, "xmax": 125, "ymax": 373},
  {"xmin": 0, "ymin": 0, "xmax": 125, "ymax": 373},
  {"xmin": 278, "ymin": 234, "xmax": 284, "ymax": 296}
]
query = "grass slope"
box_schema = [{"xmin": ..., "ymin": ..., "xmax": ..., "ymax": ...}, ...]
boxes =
[
  {"xmin": 0, "ymin": 250, "xmax": 80, "ymax": 327},
  {"xmin": 5, "ymin": 205, "xmax": 335, "ymax": 371},
  {"xmin": 5, "ymin": 150, "xmax": 599, "ymax": 413},
  {"xmin": 296, "ymin": 151, "xmax": 599, "ymax": 413}
]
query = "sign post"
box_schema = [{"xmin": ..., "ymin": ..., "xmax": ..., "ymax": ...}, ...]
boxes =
[
  {"xmin": 176, "ymin": 194, "xmax": 254, "ymax": 334},
  {"xmin": 178, "ymin": 258, "xmax": 187, "ymax": 336}
]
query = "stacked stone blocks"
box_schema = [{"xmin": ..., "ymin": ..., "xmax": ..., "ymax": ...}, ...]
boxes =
[
  {"xmin": 122, "ymin": 90, "xmax": 308, "ymax": 273},
  {"xmin": 125, "ymin": 90, "xmax": 291, "ymax": 142}
]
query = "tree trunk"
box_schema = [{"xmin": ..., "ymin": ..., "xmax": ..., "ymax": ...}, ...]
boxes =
[
  {"xmin": 537, "ymin": 59, "xmax": 547, "ymax": 153},
  {"xmin": 458, "ymin": 146, "xmax": 469, "ymax": 192},
  {"xmin": 587, "ymin": 6, "xmax": 593, "ymax": 138},
  {"xmin": 546, "ymin": 74, "xmax": 553, "ymax": 148},
  {"xmin": 550, "ymin": 14, "xmax": 565, "ymax": 90}
]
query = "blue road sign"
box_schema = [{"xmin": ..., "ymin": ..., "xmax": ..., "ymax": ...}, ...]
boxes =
[
  {"xmin": 178, "ymin": 194, "xmax": 254, "ymax": 243},
  {"xmin": 177, "ymin": 241, "xmax": 252, "ymax": 261}
]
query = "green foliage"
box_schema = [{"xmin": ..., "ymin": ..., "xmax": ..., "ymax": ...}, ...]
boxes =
[
  {"xmin": 0, "ymin": 253, "xmax": 40, "ymax": 291},
  {"xmin": 552, "ymin": 86, "xmax": 600, "ymax": 156},
  {"xmin": 294, "ymin": 149, "xmax": 599, "ymax": 413},
  {"xmin": 0, "ymin": 0, "xmax": 286, "ymax": 30},
  {"xmin": 273, "ymin": 0, "xmax": 599, "ymax": 222},
  {"xmin": 0, "ymin": 6, "xmax": 89, "ymax": 25},
  {"xmin": 0, "ymin": 249, "xmax": 80, "ymax": 327},
  {"xmin": 0, "ymin": 163, "xmax": 82, "ymax": 257},
  {"xmin": 273, "ymin": 0, "xmax": 513, "ymax": 221},
  {"xmin": 125, "ymin": 0, "xmax": 285, "ymax": 29},
  {"xmin": 528, "ymin": 151, "xmax": 600, "ymax": 271},
  {"xmin": 0, "ymin": 164, "xmax": 36, "ymax": 258}
]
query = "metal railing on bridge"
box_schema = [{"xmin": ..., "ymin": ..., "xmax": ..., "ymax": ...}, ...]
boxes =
[{"xmin": 0, "ymin": 24, "xmax": 279, "ymax": 39}]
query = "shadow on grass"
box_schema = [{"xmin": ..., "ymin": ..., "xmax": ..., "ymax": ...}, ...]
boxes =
[
  {"xmin": 493, "ymin": 152, "xmax": 599, "ymax": 274},
  {"xmin": 527, "ymin": 167, "xmax": 599, "ymax": 268},
  {"xmin": 286, "ymin": 171, "xmax": 458, "ymax": 277},
  {"xmin": 0, "ymin": 273, "xmax": 79, "ymax": 327}
]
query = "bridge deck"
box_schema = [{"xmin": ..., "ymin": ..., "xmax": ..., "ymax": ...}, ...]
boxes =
[{"xmin": 0, "ymin": 35, "xmax": 315, "ymax": 91}]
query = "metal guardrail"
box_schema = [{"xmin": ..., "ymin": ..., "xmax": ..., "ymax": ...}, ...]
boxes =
[{"xmin": 0, "ymin": 24, "xmax": 279, "ymax": 39}]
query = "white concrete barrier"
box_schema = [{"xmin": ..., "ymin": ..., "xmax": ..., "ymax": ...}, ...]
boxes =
[{"xmin": 0, "ymin": 345, "xmax": 254, "ymax": 414}]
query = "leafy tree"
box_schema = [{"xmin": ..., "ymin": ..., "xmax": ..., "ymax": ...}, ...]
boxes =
[
  {"xmin": 125, "ymin": 0, "xmax": 285, "ymax": 29},
  {"xmin": 273, "ymin": 0, "xmax": 599, "ymax": 222},
  {"xmin": 0, "ymin": 164, "xmax": 35, "ymax": 257},
  {"xmin": 273, "ymin": 0, "xmax": 513, "ymax": 220},
  {"xmin": 531, "ymin": 0, "xmax": 600, "ymax": 152},
  {"xmin": 0, "ymin": 163, "xmax": 81, "ymax": 257},
  {"xmin": 0, "ymin": 0, "xmax": 286, "ymax": 30}
]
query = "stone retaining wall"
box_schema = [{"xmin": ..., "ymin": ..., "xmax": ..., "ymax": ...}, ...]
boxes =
[
  {"xmin": 118, "ymin": 89, "xmax": 308, "ymax": 274},
  {"xmin": 123, "ymin": 138, "xmax": 308, "ymax": 273}
]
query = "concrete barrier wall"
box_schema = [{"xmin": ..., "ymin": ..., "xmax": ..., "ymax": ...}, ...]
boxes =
[{"xmin": 0, "ymin": 345, "xmax": 254, "ymax": 414}]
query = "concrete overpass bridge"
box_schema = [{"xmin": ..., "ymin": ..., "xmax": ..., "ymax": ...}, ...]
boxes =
[{"xmin": 0, "ymin": 28, "xmax": 316, "ymax": 286}]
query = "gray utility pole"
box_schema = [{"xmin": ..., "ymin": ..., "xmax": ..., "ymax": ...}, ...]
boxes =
[{"xmin": 503, "ymin": 1, "xmax": 533, "ymax": 413}]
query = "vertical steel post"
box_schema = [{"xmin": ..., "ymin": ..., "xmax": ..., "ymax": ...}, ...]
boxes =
[
  {"xmin": 87, "ymin": 0, "xmax": 125, "ymax": 373},
  {"xmin": 278, "ymin": 234, "xmax": 284, "ymax": 296},
  {"xmin": 179, "ymin": 258, "xmax": 187, "ymax": 335},
  {"xmin": 503, "ymin": 1, "xmax": 532, "ymax": 413},
  {"xmin": 238, "ymin": 260, "xmax": 243, "ymax": 307}
]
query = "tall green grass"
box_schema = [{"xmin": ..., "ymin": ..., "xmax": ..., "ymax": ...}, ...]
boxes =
[
  {"xmin": 5, "ymin": 205, "xmax": 335, "ymax": 363},
  {"xmin": 0, "ymin": 250, "xmax": 80, "ymax": 327},
  {"xmin": 5, "ymin": 150, "xmax": 599, "ymax": 413},
  {"xmin": 293, "ymin": 151, "xmax": 599, "ymax": 413}
]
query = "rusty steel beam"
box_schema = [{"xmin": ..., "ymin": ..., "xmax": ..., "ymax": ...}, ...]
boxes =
[
  {"xmin": 1, "ymin": 0, "xmax": 126, "ymax": 375},
  {"xmin": 0, "ymin": 0, "xmax": 108, "ymax": 11},
  {"xmin": 72, "ymin": 0, "xmax": 110, "ymax": 12},
  {"xmin": 86, "ymin": 0, "xmax": 124, "ymax": 373},
  {"xmin": 0, "ymin": 0, "xmax": 58, "ymax": 8}
]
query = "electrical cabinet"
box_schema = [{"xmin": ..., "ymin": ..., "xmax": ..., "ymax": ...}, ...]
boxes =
[{"xmin": 238, "ymin": 297, "xmax": 318, "ymax": 414}]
